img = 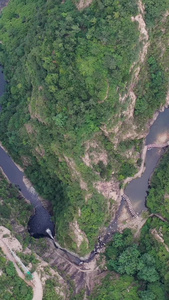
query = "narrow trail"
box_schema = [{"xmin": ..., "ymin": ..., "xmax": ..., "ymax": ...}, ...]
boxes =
[
  {"xmin": 150, "ymin": 213, "xmax": 168, "ymax": 223},
  {"xmin": 0, "ymin": 239, "xmax": 32, "ymax": 286},
  {"xmin": 0, "ymin": 238, "xmax": 43, "ymax": 300}
]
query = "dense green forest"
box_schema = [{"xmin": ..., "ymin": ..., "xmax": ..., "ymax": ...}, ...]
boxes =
[
  {"xmin": 1, "ymin": 0, "xmax": 169, "ymax": 299},
  {"xmin": 147, "ymin": 149, "xmax": 169, "ymax": 219},
  {"xmin": 90, "ymin": 225, "xmax": 169, "ymax": 300},
  {"xmin": 0, "ymin": 0, "xmax": 140, "ymax": 252},
  {"xmin": 0, "ymin": 0, "xmax": 169, "ymax": 254}
]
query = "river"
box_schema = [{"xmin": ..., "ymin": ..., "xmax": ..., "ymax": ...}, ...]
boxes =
[{"xmin": 125, "ymin": 108, "xmax": 169, "ymax": 213}]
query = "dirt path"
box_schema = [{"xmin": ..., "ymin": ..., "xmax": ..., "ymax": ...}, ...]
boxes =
[
  {"xmin": 150, "ymin": 213, "xmax": 168, "ymax": 222},
  {"xmin": 32, "ymin": 272, "xmax": 43, "ymax": 300},
  {"xmin": 0, "ymin": 239, "xmax": 31, "ymax": 285},
  {"xmin": 0, "ymin": 227, "xmax": 43, "ymax": 300}
]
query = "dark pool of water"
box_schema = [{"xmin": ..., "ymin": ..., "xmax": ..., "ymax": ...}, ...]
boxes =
[
  {"xmin": 28, "ymin": 206, "xmax": 55, "ymax": 238},
  {"xmin": 125, "ymin": 108, "xmax": 169, "ymax": 213}
]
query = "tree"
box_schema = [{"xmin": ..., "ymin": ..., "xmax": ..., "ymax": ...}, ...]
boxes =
[
  {"xmin": 137, "ymin": 253, "xmax": 159, "ymax": 282},
  {"xmin": 5, "ymin": 261, "xmax": 16, "ymax": 277},
  {"xmin": 139, "ymin": 290, "xmax": 156, "ymax": 300},
  {"xmin": 108, "ymin": 245, "xmax": 140, "ymax": 275}
]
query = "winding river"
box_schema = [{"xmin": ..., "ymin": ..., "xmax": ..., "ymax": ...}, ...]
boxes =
[{"xmin": 0, "ymin": 65, "xmax": 169, "ymax": 265}]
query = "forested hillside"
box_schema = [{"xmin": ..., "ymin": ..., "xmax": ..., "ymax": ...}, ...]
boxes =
[{"xmin": 0, "ymin": 0, "xmax": 169, "ymax": 255}]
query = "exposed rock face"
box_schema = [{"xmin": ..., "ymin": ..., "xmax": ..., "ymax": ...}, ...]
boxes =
[
  {"xmin": 76, "ymin": 0, "xmax": 94, "ymax": 10},
  {"xmin": 28, "ymin": 206, "xmax": 55, "ymax": 238}
]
